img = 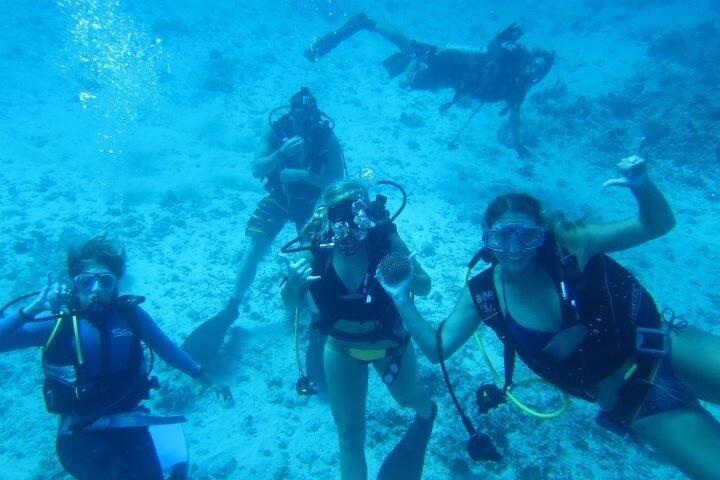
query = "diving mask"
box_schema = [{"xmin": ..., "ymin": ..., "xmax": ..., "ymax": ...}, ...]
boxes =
[
  {"xmin": 73, "ymin": 272, "xmax": 118, "ymax": 294},
  {"xmin": 483, "ymin": 224, "xmax": 545, "ymax": 252},
  {"xmin": 328, "ymin": 199, "xmax": 378, "ymax": 256}
]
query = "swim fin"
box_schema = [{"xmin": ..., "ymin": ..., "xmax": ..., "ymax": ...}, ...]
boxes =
[
  {"xmin": 304, "ymin": 13, "xmax": 375, "ymax": 62},
  {"xmin": 181, "ymin": 298, "xmax": 240, "ymax": 365},
  {"xmin": 376, "ymin": 402, "xmax": 437, "ymax": 480},
  {"xmin": 382, "ymin": 52, "xmax": 412, "ymax": 78}
]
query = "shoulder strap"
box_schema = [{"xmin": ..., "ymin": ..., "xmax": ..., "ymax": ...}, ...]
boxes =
[
  {"xmin": 468, "ymin": 268, "xmax": 516, "ymax": 389},
  {"xmin": 467, "ymin": 268, "xmax": 502, "ymax": 326}
]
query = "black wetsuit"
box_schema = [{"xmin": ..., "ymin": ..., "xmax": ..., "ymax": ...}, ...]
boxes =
[
  {"xmin": 405, "ymin": 39, "xmax": 542, "ymax": 108},
  {"xmin": 468, "ymin": 252, "xmax": 696, "ymax": 429},
  {"xmin": 309, "ymin": 222, "xmax": 406, "ymax": 345}
]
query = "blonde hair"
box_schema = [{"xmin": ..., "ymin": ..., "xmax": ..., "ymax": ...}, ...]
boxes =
[{"xmin": 301, "ymin": 180, "xmax": 369, "ymax": 240}]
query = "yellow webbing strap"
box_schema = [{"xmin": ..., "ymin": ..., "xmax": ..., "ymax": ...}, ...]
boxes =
[
  {"xmin": 72, "ymin": 315, "xmax": 84, "ymax": 365},
  {"xmin": 42, "ymin": 317, "xmax": 64, "ymax": 351}
]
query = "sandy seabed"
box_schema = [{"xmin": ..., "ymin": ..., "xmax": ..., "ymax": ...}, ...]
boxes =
[{"xmin": 0, "ymin": 0, "xmax": 718, "ymax": 478}]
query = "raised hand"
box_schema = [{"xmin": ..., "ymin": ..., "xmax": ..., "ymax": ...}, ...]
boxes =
[
  {"xmin": 24, "ymin": 274, "xmax": 71, "ymax": 318},
  {"xmin": 281, "ymin": 255, "xmax": 321, "ymax": 289},
  {"xmin": 603, "ymin": 155, "xmax": 649, "ymax": 189},
  {"xmin": 278, "ymin": 135, "xmax": 305, "ymax": 158}
]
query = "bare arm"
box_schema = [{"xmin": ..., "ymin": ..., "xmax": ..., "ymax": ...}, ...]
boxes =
[
  {"xmin": 507, "ymin": 104, "xmax": 531, "ymax": 158},
  {"xmin": 371, "ymin": 21, "xmax": 413, "ymax": 52},
  {"xmin": 251, "ymin": 129, "xmax": 285, "ymax": 179},
  {"xmin": 393, "ymin": 286, "xmax": 481, "ymax": 363},
  {"xmin": 576, "ymin": 157, "xmax": 676, "ymax": 259}
]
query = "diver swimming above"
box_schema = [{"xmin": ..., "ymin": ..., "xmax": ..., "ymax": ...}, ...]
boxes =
[
  {"xmin": 280, "ymin": 179, "xmax": 436, "ymax": 480},
  {"xmin": 305, "ymin": 14, "xmax": 554, "ymax": 157},
  {"xmin": 0, "ymin": 236, "xmax": 231, "ymax": 480},
  {"xmin": 183, "ymin": 87, "xmax": 346, "ymax": 371},
  {"xmin": 379, "ymin": 156, "xmax": 720, "ymax": 479}
]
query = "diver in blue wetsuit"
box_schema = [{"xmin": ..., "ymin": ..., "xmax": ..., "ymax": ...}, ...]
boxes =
[
  {"xmin": 0, "ymin": 236, "xmax": 231, "ymax": 480},
  {"xmin": 379, "ymin": 156, "xmax": 720, "ymax": 479}
]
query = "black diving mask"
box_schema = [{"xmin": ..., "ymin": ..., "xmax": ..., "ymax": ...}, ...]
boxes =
[{"xmin": 328, "ymin": 199, "xmax": 378, "ymax": 256}]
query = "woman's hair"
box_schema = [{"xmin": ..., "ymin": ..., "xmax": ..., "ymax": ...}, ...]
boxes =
[
  {"xmin": 483, "ymin": 193, "xmax": 584, "ymax": 263},
  {"xmin": 67, "ymin": 236, "xmax": 127, "ymax": 278},
  {"xmin": 301, "ymin": 180, "xmax": 369, "ymax": 240},
  {"xmin": 484, "ymin": 193, "xmax": 545, "ymax": 230}
]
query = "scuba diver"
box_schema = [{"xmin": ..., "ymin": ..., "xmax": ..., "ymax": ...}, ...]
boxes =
[
  {"xmin": 378, "ymin": 155, "xmax": 720, "ymax": 479},
  {"xmin": 0, "ymin": 236, "xmax": 232, "ymax": 480},
  {"xmin": 182, "ymin": 87, "xmax": 346, "ymax": 366},
  {"xmin": 280, "ymin": 179, "xmax": 436, "ymax": 480},
  {"xmin": 305, "ymin": 15, "xmax": 554, "ymax": 157}
]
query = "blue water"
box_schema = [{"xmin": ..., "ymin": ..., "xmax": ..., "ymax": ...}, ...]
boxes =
[{"xmin": 1, "ymin": 0, "xmax": 718, "ymax": 478}]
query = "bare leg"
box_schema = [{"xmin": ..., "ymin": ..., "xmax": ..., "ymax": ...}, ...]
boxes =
[
  {"xmin": 324, "ymin": 344, "xmax": 369, "ymax": 480},
  {"xmin": 373, "ymin": 343, "xmax": 433, "ymax": 418},
  {"xmin": 632, "ymin": 406, "xmax": 720, "ymax": 480},
  {"xmin": 671, "ymin": 326, "xmax": 720, "ymax": 404},
  {"xmin": 232, "ymin": 235, "xmax": 271, "ymax": 302},
  {"xmin": 371, "ymin": 21, "xmax": 413, "ymax": 52},
  {"xmin": 508, "ymin": 106, "xmax": 531, "ymax": 158}
]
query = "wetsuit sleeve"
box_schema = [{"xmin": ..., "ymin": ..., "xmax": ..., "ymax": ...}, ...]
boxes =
[
  {"xmin": 0, "ymin": 311, "xmax": 56, "ymax": 352},
  {"xmin": 136, "ymin": 309, "xmax": 202, "ymax": 378}
]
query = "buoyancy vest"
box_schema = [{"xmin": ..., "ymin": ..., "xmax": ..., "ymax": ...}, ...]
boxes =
[
  {"xmin": 41, "ymin": 297, "xmax": 152, "ymax": 416},
  {"xmin": 263, "ymin": 114, "xmax": 334, "ymax": 206},
  {"xmin": 467, "ymin": 253, "xmax": 661, "ymax": 401},
  {"xmin": 308, "ymin": 222, "xmax": 406, "ymax": 344}
]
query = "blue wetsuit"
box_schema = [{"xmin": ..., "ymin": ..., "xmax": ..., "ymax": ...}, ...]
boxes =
[
  {"xmin": 0, "ymin": 308, "xmax": 200, "ymax": 376},
  {"xmin": 0, "ymin": 303, "xmax": 200, "ymax": 480}
]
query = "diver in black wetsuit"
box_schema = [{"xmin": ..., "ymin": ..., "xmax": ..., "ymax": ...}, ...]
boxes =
[
  {"xmin": 306, "ymin": 15, "xmax": 554, "ymax": 157},
  {"xmin": 280, "ymin": 180, "xmax": 436, "ymax": 480},
  {"xmin": 0, "ymin": 236, "xmax": 231, "ymax": 480},
  {"xmin": 379, "ymin": 156, "xmax": 720, "ymax": 478}
]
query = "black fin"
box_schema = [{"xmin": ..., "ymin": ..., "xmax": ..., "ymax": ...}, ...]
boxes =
[
  {"xmin": 182, "ymin": 298, "xmax": 240, "ymax": 365},
  {"xmin": 377, "ymin": 402, "xmax": 437, "ymax": 480},
  {"xmin": 305, "ymin": 13, "xmax": 374, "ymax": 62}
]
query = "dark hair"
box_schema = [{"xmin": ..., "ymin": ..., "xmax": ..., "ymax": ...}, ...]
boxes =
[
  {"xmin": 484, "ymin": 193, "xmax": 545, "ymax": 229},
  {"xmin": 289, "ymin": 86, "xmax": 318, "ymax": 111},
  {"xmin": 67, "ymin": 236, "xmax": 126, "ymax": 278}
]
